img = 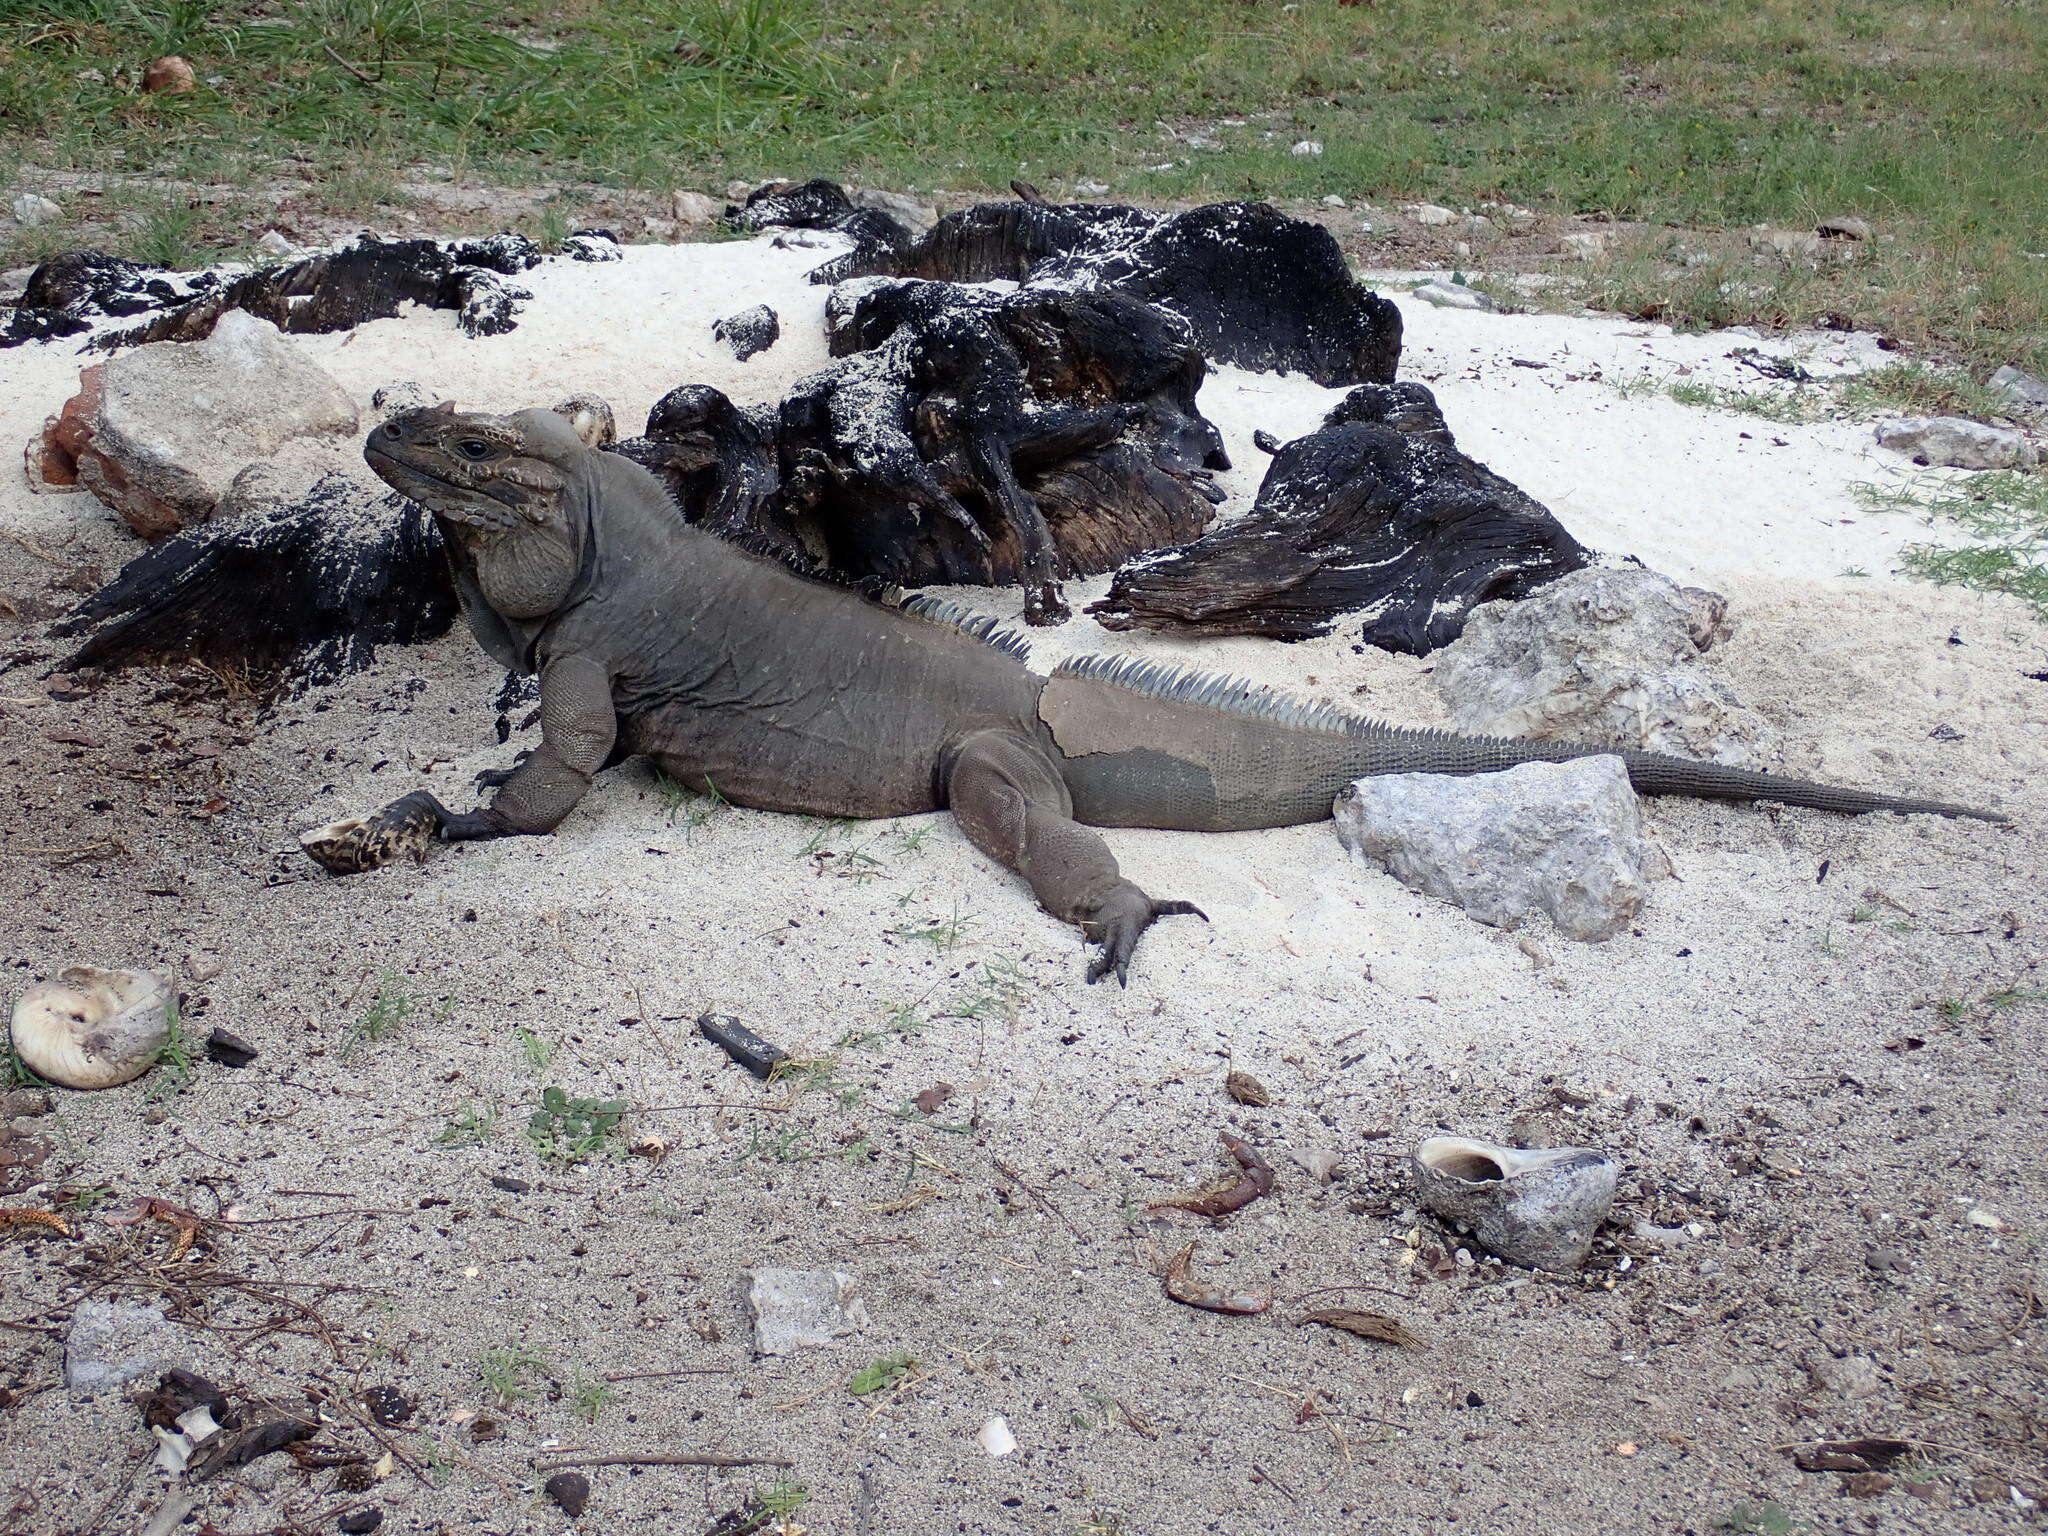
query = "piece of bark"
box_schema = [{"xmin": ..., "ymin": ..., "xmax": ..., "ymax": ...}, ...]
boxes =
[{"xmin": 1090, "ymin": 382, "xmax": 1591, "ymax": 655}]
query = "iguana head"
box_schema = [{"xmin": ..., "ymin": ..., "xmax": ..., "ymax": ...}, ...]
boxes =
[{"xmin": 363, "ymin": 403, "xmax": 597, "ymax": 534}]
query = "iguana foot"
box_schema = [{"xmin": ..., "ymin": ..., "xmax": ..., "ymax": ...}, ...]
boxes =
[
  {"xmin": 474, "ymin": 750, "xmax": 533, "ymax": 790},
  {"xmin": 1022, "ymin": 583, "xmax": 1072, "ymax": 627},
  {"xmin": 1082, "ymin": 883, "xmax": 1208, "ymax": 986}
]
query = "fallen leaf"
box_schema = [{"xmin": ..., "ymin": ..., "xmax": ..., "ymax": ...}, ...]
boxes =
[{"xmin": 1300, "ymin": 1308, "xmax": 1423, "ymax": 1348}]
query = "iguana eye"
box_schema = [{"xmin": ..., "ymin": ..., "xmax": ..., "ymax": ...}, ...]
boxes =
[{"xmin": 454, "ymin": 438, "xmax": 495, "ymax": 460}]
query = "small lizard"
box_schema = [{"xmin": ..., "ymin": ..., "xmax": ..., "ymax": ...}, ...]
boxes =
[{"xmin": 357, "ymin": 402, "xmax": 2004, "ymax": 983}]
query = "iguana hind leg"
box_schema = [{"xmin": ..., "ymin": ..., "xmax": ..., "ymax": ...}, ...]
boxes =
[{"xmin": 944, "ymin": 728, "xmax": 1204, "ymax": 985}]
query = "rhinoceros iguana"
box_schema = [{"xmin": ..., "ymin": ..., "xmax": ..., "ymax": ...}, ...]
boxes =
[{"xmin": 346, "ymin": 402, "xmax": 2003, "ymax": 983}]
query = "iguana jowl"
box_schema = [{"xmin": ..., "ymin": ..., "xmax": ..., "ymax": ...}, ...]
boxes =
[{"xmin": 360, "ymin": 403, "xmax": 2005, "ymax": 983}]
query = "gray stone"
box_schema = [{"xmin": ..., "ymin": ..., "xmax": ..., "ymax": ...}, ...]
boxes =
[
  {"xmin": 1988, "ymin": 365, "xmax": 2048, "ymax": 419},
  {"xmin": 1411, "ymin": 279, "xmax": 1497, "ymax": 313},
  {"xmin": 746, "ymin": 1267, "xmax": 868, "ymax": 1356},
  {"xmin": 1875, "ymin": 415, "xmax": 2038, "ymax": 471},
  {"xmin": 1751, "ymin": 228, "xmax": 1825, "ymax": 261},
  {"xmin": 670, "ymin": 190, "xmax": 722, "ymax": 224},
  {"xmin": 1558, "ymin": 231, "xmax": 1609, "ymax": 260},
  {"xmin": 1431, "ymin": 567, "xmax": 1771, "ymax": 766},
  {"xmin": 1289, "ymin": 140, "xmax": 1324, "ymax": 158},
  {"xmin": 1334, "ymin": 755, "xmax": 1672, "ymax": 942},
  {"xmin": 1810, "ymin": 1353, "xmax": 1883, "ymax": 1399},
  {"xmin": 11, "ymin": 192, "xmax": 61, "ymax": 227},
  {"xmin": 65, "ymin": 1301, "xmax": 187, "ymax": 1397},
  {"xmin": 70, "ymin": 310, "xmax": 360, "ymax": 537},
  {"xmin": 713, "ymin": 303, "xmax": 780, "ymax": 362},
  {"xmin": 1406, "ymin": 203, "xmax": 1456, "ymax": 227},
  {"xmin": 849, "ymin": 188, "xmax": 937, "ymax": 234}
]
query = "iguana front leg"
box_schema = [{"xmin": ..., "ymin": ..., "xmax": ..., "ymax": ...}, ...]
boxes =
[
  {"xmin": 945, "ymin": 729, "xmax": 1205, "ymax": 984},
  {"xmin": 422, "ymin": 653, "xmax": 617, "ymax": 841}
]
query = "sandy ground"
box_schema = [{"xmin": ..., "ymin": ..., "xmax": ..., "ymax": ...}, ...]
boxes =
[{"xmin": 1, "ymin": 234, "xmax": 2044, "ymax": 1536}]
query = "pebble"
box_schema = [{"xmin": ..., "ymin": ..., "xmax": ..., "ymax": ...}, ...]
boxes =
[
  {"xmin": 1290, "ymin": 140, "xmax": 1324, "ymax": 157},
  {"xmin": 11, "ymin": 192, "xmax": 60, "ymax": 227},
  {"xmin": 1809, "ymin": 1353, "xmax": 1882, "ymax": 1398},
  {"xmin": 1410, "ymin": 278, "xmax": 1496, "ymax": 312},
  {"xmin": 1405, "ymin": 203, "xmax": 1456, "ymax": 227},
  {"xmin": 544, "ymin": 1472, "xmax": 590, "ymax": 1517}
]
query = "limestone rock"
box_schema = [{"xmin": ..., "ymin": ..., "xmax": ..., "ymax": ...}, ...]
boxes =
[
  {"xmin": 1334, "ymin": 755, "xmax": 1672, "ymax": 942},
  {"xmin": 670, "ymin": 190, "xmax": 722, "ymax": 224},
  {"xmin": 1988, "ymin": 365, "xmax": 2048, "ymax": 419},
  {"xmin": 12, "ymin": 192, "xmax": 60, "ymax": 227},
  {"xmin": 1411, "ymin": 279, "xmax": 1496, "ymax": 312},
  {"xmin": 1815, "ymin": 214, "xmax": 1872, "ymax": 242},
  {"xmin": 1810, "ymin": 1354, "xmax": 1883, "ymax": 1399},
  {"xmin": 65, "ymin": 1301, "xmax": 190, "ymax": 1397},
  {"xmin": 746, "ymin": 1267, "xmax": 868, "ymax": 1356},
  {"xmin": 1558, "ymin": 231, "xmax": 1609, "ymax": 260},
  {"xmin": 1875, "ymin": 416, "xmax": 2038, "ymax": 471},
  {"xmin": 849, "ymin": 188, "xmax": 938, "ymax": 234},
  {"xmin": 1431, "ymin": 567, "xmax": 1771, "ymax": 766},
  {"xmin": 1406, "ymin": 204, "xmax": 1456, "ymax": 227},
  {"xmin": 61, "ymin": 309, "xmax": 360, "ymax": 537}
]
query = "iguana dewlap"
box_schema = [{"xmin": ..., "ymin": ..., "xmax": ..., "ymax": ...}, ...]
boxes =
[{"xmin": 360, "ymin": 403, "xmax": 2004, "ymax": 983}]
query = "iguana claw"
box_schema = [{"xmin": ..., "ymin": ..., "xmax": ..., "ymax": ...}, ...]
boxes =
[{"xmin": 1083, "ymin": 886, "xmax": 1208, "ymax": 986}]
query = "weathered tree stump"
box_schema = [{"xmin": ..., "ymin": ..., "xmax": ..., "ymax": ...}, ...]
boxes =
[
  {"xmin": 1088, "ymin": 383, "xmax": 1591, "ymax": 655},
  {"xmin": 746, "ymin": 186, "xmax": 1401, "ymax": 387}
]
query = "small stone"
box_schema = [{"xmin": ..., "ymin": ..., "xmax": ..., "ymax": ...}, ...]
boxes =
[
  {"xmin": 1987, "ymin": 364, "xmax": 2048, "ymax": 418},
  {"xmin": 1075, "ymin": 180, "xmax": 1111, "ymax": 196},
  {"xmin": 746, "ymin": 1267, "xmax": 868, "ymax": 1356},
  {"xmin": 255, "ymin": 230, "xmax": 296, "ymax": 259},
  {"xmin": 1809, "ymin": 1353, "xmax": 1882, "ymax": 1399},
  {"xmin": 1865, "ymin": 1245, "xmax": 1908, "ymax": 1273},
  {"xmin": 362, "ymin": 1385, "xmax": 413, "ymax": 1427},
  {"xmin": 1410, "ymin": 279, "xmax": 1496, "ymax": 312},
  {"xmin": 204, "ymin": 1028, "xmax": 258, "ymax": 1068},
  {"xmin": 1290, "ymin": 140, "xmax": 1324, "ymax": 157},
  {"xmin": 671, "ymin": 190, "xmax": 721, "ymax": 224},
  {"xmin": 11, "ymin": 193, "xmax": 61, "ymax": 228},
  {"xmin": 1815, "ymin": 215, "xmax": 1872, "ymax": 241},
  {"xmin": 1293, "ymin": 1149, "xmax": 1341, "ymax": 1184},
  {"xmin": 1406, "ymin": 203, "xmax": 1456, "ymax": 227},
  {"xmin": 712, "ymin": 303, "xmax": 780, "ymax": 362},
  {"xmin": 142, "ymin": 56, "xmax": 197, "ymax": 94},
  {"xmin": 1965, "ymin": 1207, "xmax": 2009, "ymax": 1231},
  {"xmin": 1335, "ymin": 756, "xmax": 1672, "ymax": 942},
  {"xmin": 337, "ymin": 1509, "xmax": 382, "ymax": 1535},
  {"xmin": 1875, "ymin": 416, "xmax": 2038, "ymax": 471},
  {"xmin": 561, "ymin": 230, "xmax": 622, "ymax": 262},
  {"xmin": 1971, "ymin": 1476, "xmax": 2008, "ymax": 1505},
  {"xmin": 1559, "ymin": 231, "xmax": 1609, "ymax": 260},
  {"xmin": 543, "ymin": 1472, "xmax": 590, "ymax": 1517},
  {"xmin": 1321, "ymin": 195, "xmax": 1347, "ymax": 208},
  {"xmin": 1751, "ymin": 228, "xmax": 1825, "ymax": 260},
  {"xmin": 1841, "ymin": 1473, "xmax": 1893, "ymax": 1498},
  {"xmin": 1224, "ymin": 1070, "xmax": 1271, "ymax": 1106},
  {"xmin": 65, "ymin": 1301, "xmax": 189, "ymax": 1398},
  {"xmin": 639, "ymin": 216, "xmax": 679, "ymax": 241},
  {"xmin": 488, "ymin": 1175, "xmax": 530, "ymax": 1193},
  {"xmin": 849, "ymin": 188, "xmax": 938, "ymax": 233}
]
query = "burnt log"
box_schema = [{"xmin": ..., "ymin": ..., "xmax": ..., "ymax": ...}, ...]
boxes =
[
  {"xmin": 1088, "ymin": 383, "xmax": 1591, "ymax": 655},
  {"xmin": 747, "ymin": 187, "xmax": 1400, "ymax": 387},
  {"xmin": 56, "ymin": 473, "xmax": 458, "ymax": 688},
  {"xmin": 4, "ymin": 236, "xmax": 540, "ymax": 352},
  {"xmin": 659, "ymin": 278, "xmax": 1226, "ymax": 624},
  {"xmin": 724, "ymin": 179, "xmax": 915, "ymax": 268}
]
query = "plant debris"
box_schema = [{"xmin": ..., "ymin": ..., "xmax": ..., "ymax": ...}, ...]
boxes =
[
  {"xmin": 1160, "ymin": 1242, "xmax": 1272, "ymax": 1315},
  {"xmin": 913, "ymin": 1082, "xmax": 955, "ymax": 1114},
  {"xmin": 0, "ymin": 1206, "xmax": 72, "ymax": 1237},
  {"xmin": 1224, "ymin": 1069, "xmax": 1271, "ymax": 1106},
  {"xmin": 847, "ymin": 1352, "xmax": 917, "ymax": 1396},
  {"xmin": 104, "ymin": 1195, "xmax": 206, "ymax": 1259},
  {"xmin": 1300, "ymin": 1308, "xmax": 1425, "ymax": 1348},
  {"xmin": 1790, "ymin": 1438, "xmax": 1913, "ymax": 1473},
  {"xmin": 1147, "ymin": 1133, "xmax": 1275, "ymax": 1218}
]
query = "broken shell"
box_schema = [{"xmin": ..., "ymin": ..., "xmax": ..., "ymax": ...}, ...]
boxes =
[
  {"xmin": 301, "ymin": 791, "xmax": 440, "ymax": 874},
  {"xmin": 977, "ymin": 1414, "xmax": 1017, "ymax": 1457},
  {"xmin": 1412, "ymin": 1135, "xmax": 1616, "ymax": 1272},
  {"xmin": 9, "ymin": 967, "xmax": 171, "ymax": 1090}
]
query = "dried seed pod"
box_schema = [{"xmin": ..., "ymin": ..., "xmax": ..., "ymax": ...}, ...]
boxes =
[
  {"xmin": 9, "ymin": 966, "xmax": 170, "ymax": 1089},
  {"xmin": 1224, "ymin": 1069, "xmax": 1271, "ymax": 1106}
]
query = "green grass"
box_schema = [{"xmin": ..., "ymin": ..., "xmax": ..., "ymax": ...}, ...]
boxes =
[
  {"xmin": 343, "ymin": 969, "xmax": 451, "ymax": 1058},
  {"xmin": 525, "ymin": 1085, "xmax": 630, "ymax": 1163},
  {"xmin": 1, "ymin": 2, "xmax": 2045, "ymax": 373},
  {"xmin": 437, "ymin": 1099, "xmax": 500, "ymax": 1145},
  {"xmin": 478, "ymin": 1344, "xmax": 549, "ymax": 1405},
  {"xmin": 1854, "ymin": 470, "xmax": 2048, "ymax": 616}
]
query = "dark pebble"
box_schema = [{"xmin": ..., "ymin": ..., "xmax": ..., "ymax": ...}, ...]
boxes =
[
  {"xmin": 363, "ymin": 1385, "xmax": 413, "ymax": 1427},
  {"xmin": 545, "ymin": 1471, "xmax": 591, "ymax": 1517},
  {"xmin": 489, "ymin": 1175, "xmax": 531, "ymax": 1193},
  {"xmin": 204, "ymin": 1028, "xmax": 260, "ymax": 1068},
  {"xmin": 338, "ymin": 1508, "xmax": 383, "ymax": 1534}
]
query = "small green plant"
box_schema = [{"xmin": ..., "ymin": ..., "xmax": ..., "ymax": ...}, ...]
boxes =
[
  {"xmin": 3, "ymin": 1020, "xmax": 49, "ymax": 1089},
  {"xmin": 888, "ymin": 904, "xmax": 976, "ymax": 953},
  {"xmin": 536, "ymin": 195, "xmax": 576, "ymax": 250},
  {"xmin": 847, "ymin": 1351, "xmax": 916, "ymax": 1395},
  {"xmin": 768, "ymin": 1055, "xmax": 863, "ymax": 1107},
  {"xmin": 571, "ymin": 1370, "xmax": 616, "ymax": 1422},
  {"xmin": 147, "ymin": 1000, "xmax": 196, "ymax": 1101},
  {"xmin": 52, "ymin": 1183, "xmax": 119, "ymax": 1214},
  {"xmin": 655, "ymin": 770, "xmax": 729, "ymax": 833},
  {"xmin": 1839, "ymin": 565, "xmax": 1870, "ymax": 578},
  {"xmin": 438, "ymin": 1101, "xmax": 501, "ymax": 1146},
  {"xmin": 941, "ymin": 953, "xmax": 1030, "ymax": 1022},
  {"xmin": 514, "ymin": 1026, "xmax": 557, "ymax": 1074},
  {"xmin": 836, "ymin": 1000, "xmax": 925, "ymax": 1051},
  {"xmin": 478, "ymin": 1345, "xmax": 549, "ymax": 1405},
  {"xmin": 1837, "ymin": 362, "xmax": 2012, "ymax": 422},
  {"xmin": 895, "ymin": 825, "xmax": 932, "ymax": 855},
  {"xmin": 526, "ymin": 1087, "xmax": 630, "ymax": 1164},
  {"xmin": 345, "ymin": 971, "xmax": 449, "ymax": 1058},
  {"xmin": 1716, "ymin": 1503, "xmax": 1804, "ymax": 1536},
  {"xmin": 1854, "ymin": 471, "xmax": 2048, "ymax": 617},
  {"xmin": 796, "ymin": 817, "xmax": 859, "ymax": 857}
]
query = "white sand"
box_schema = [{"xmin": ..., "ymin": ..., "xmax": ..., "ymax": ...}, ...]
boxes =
[{"xmin": 3, "ymin": 236, "xmax": 2042, "ymax": 1535}]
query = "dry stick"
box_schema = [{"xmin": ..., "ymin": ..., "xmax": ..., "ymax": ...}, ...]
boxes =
[
  {"xmin": 601, "ymin": 1368, "xmax": 733, "ymax": 1382},
  {"xmin": 1772, "ymin": 1436, "xmax": 2042, "ymax": 1487},
  {"xmin": 990, "ymin": 1157, "xmax": 1090, "ymax": 1245},
  {"xmin": 320, "ymin": 46, "xmax": 380, "ymax": 88},
  {"xmin": 531, "ymin": 1452, "xmax": 792, "ymax": 1472}
]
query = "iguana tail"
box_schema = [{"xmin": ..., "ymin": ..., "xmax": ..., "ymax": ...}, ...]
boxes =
[{"xmin": 1038, "ymin": 654, "xmax": 2006, "ymax": 831}]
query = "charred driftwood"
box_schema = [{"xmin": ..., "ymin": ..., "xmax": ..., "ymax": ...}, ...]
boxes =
[
  {"xmin": 57, "ymin": 474, "xmax": 459, "ymax": 687},
  {"xmin": 627, "ymin": 278, "xmax": 1228, "ymax": 624},
  {"xmin": 724, "ymin": 179, "xmax": 916, "ymax": 269},
  {"xmin": 1089, "ymin": 383, "xmax": 1591, "ymax": 655},
  {"xmin": 740, "ymin": 186, "xmax": 1400, "ymax": 388},
  {"xmin": 4, "ymin": 236, "xmax": 541, "ymax": 352}
]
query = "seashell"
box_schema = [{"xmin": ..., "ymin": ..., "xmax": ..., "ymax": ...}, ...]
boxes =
[
  {"xmin": 9, "ymin": 967, "xmax": 171, "ymax": 1090},
  {"xmin": 977, "ymin": 1415, "xmax": 1017, "ymax": 1457},
  {"xmin": 300, "ymin": 791, "xmax": 441, "ymax": 875},
  {"xmin": 1412, "ymin": 1135, "xmax": 1617, "ymax": 1272}
]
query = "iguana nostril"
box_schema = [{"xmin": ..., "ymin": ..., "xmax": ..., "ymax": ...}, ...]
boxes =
[{"xmin": 381, "ymin": 421, "xmax": 404, "ymax": 438}]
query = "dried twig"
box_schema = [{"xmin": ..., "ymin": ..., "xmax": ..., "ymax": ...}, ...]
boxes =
[
  {"xmin": 991, "ymin": 1157, "xmax": 1089, "ymax": 1244},
  {"xmin": 531, "ymin": 1452, "xmax": 792, "ymax": 1472}
]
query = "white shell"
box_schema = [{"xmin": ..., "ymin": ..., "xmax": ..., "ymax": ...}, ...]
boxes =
[
  {"xmin": 9, "ymin": 967, "xmax": 171, "ymax": 1089},
  {"xmin": 977, "ymin": 1415, "xmax": 1017, "ymax": 1457}
]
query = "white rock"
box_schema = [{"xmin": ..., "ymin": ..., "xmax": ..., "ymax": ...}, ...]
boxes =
[
  {"xmin": 1988, "ymin": 364, "xmax": 2048, "ymax": 418},
  {"xmin": 977, "ymin": 1415, "xmax": 1018, "ymax": 1456},
  {"xmin": 254, "ymin": 229, "xmax": 296, "ymax": 259},
  {"xmin": 1431, "ymin": 567, "xmax": 1772, "ymax": 766},
  {"xmin": 1750, "ymin": 227, "xmax": 1824, "ymax": 261},
  {"xmin": 670, "ymin": 189, "xmax": 722, "ymax": 224},
  {"xmin": 1875, "ymin": 416, "xmax": 2038, "ymax": 471},
  {"xmin": 1334, "ymin": 755, "xmax": 1673, "ymax": 942},
  {"xmin": 1809, "ymin": 1354, "xmax": 1882, "ymax": 1399},
  {"xmin": 1321, "ymin": 194, "xmax": 1347, "ymax": 208},
  {"xmin": 1815, "ymin": 214, "xmax": 1872, "ymax": 242},
  {"xmin": 1558, "ymin": 231, "xmax": 1609, "ymax": 260},
  {"xmin": 1075, "ymin": 180, "xmax": 1111, "ymax": 196},
  {"xmin": 746, "ymin": 1267, "xmax": 868, "ymax": 1356},
  {"xmin": 11, "ymin": 192, "xmax": 61, "ymax": 227},
  {"xmin": 850, "ymin": 188, "xmax": 938, "ymax": 233},
  {"xmin": 1411, "ymin": 279, "xmax": 1496, "ymax": 312},
  {"xmin": 1406, "ymin": 203, "xmax": 1456, "ymax": 227},
  {"xmin": 1290, "ymin": 140, "xmax": 1324, "ymax": 158}
]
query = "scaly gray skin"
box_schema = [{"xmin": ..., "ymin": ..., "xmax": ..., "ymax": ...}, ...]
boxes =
[{"xmin": 364, "ymin": 403, "xmax": 2007, "ymax": 984}]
